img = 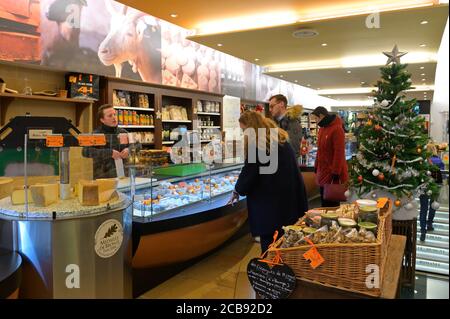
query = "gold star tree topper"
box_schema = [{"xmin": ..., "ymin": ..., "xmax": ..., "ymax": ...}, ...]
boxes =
[{"xmin": 383, "ymin": 45, "xmax": 408, "ymax": 65}]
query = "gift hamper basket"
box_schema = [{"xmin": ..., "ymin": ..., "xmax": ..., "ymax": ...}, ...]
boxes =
[{"xmin": 267, "ymin": 200, "xmax": 393, "ymax": 297}]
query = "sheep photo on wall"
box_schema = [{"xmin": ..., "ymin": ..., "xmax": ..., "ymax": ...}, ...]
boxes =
[{"xmin": 98, "ymin": 0, "xmax": 162, "ymax": 84}]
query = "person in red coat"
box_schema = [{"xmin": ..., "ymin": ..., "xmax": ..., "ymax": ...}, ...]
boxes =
[{"xmin": 311, "ymin": 107, "xmax": 349, "ymax": 207}]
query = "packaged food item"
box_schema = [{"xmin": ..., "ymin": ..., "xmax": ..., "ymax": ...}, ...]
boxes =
[
  {"xmin": 358, "ymin": 221, "xmax": 378, "ymax": 235},
  {"xmin": 124, "ymin": 110, "xmax": 129, "ymax": 125},
  {"xmin": 358, "ymin": 206, "xmax": 379, "ymax": 224},
  {"xmin": 118, "ymin": 110, "xmax": 123, "ymax": 125},
  {"xmin": 320, "ymin": 212, "xmax": 338, "ymax": 227},
  {"xmin": 338, "ymin": 218, "xmax": 357, "ymax": 229},
  {"xmin": 181, "ymin": 107, "xmax": 188, "ymax": 121}
]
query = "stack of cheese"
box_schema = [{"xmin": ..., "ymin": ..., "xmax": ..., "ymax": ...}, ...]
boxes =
[
  {"xmin": 78, "ymin": 178, "xmax": 118, "ymax": 206},
  {"xmin": 11, "ymin": 183, "xmax": 60, "ymax": 207},
  {"xmin": 0, "ymin": 177, "xmax": 14, "ymax": 200}
]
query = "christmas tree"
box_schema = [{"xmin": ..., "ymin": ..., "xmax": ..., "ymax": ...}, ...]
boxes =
[{"xmin": 349, "ymin": 45, "xmax": 441, "ymax": 216}]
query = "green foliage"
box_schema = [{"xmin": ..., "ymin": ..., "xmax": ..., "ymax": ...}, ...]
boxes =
[{"xmin": 350, "ymin": 63, "xmax": 440, "ymax": 201}]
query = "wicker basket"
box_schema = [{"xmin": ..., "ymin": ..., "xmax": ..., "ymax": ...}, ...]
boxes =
[{"xmin": 268, "ymin": 200, "xmax": 393, "ymax": 297}]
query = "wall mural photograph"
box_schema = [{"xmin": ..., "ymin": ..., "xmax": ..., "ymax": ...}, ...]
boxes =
[{"xmin": 0, "ymin": 0, "xmax": 330, "ymax": 105}]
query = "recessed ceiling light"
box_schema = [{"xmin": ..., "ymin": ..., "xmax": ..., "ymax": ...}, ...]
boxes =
[
  {"xmin": 307, "ymin": 84, "xmax": 311, "ymax": 87},
  {"xmin": 347, "ymin": 70, "xmax": 352, "ymax": 74},
  {"xmin": 421, "ymin": 73, "xmax": 426, "ymax": 76},
  {"xmin": 361, "ymin": 81, "xmax": 366, "ymax": 84},
  {"xmin": 420, "ymin": 44, "xmax": 427, "ymax": 47},
  {"xmin": 420, "ymin": 20, "xmax": 428, "ymax": 25},
  {"xmin": 254, "ymin": 58, "xmax": 260, "ymax": 61},
  {"xmin": 170, "ymin": 13, "xmax": 178, "ymax": 18},
  {"xmin": 280, "ymin": 75, "xmax": 284, "ymax": 78},
  {"xmin": 217, "ymin": 43, "xmax": 223, "ymax": 47},
  {"xmin": 317, "ymin": 88, "xmax": 321, "ymax": 90},
  {"xmin": 422, "ymin": 78, "xmax": 426, "ymax": 81},
  {"xmin": 420, "ymin": 66, "xmax": 425, "ymax": 69},
  {"xmin": 321, "ymin": 43, "xmax": 328, "ymax": 47},
  {"xmin": 294, "ymin": 80, "xmax": 298, "ymax": 83}
]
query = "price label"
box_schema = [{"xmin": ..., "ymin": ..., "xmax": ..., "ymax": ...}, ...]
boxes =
[
  {"xmin": 303, "ymin": 246, "xmax": 325, "ymax": 269},
  {"xmin": 46, "ymin": 135, "xmax": 63, "ymax": 147},
  {"xmin": 77, "ymin": 134, "xmax": 106, "ymax": 146},
  {"xmin": 78, "ymin": 135, "xmax": 95, "ymax": 146},
  {"xmin": 377, "ymin": 197, "xmax": 389, "ymax": 208},
  {"xmin": 93, "ymin": 134, "xmax": 106, "ymax": 146},
  {"xmin": 303, "ymin": 238, "xmax": 325, "ymax": 269}
]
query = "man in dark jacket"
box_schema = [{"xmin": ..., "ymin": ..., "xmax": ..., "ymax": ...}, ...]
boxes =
[
  {"xmin": 311, "ymin": 106, "xmax": 349, "ymax": 207},
  {"xmin": 82, "ymin": 104, "xmax": 130, "ymax": 179},
  {"xmin": 269, "ymin": 94, "xmax": 303, "ymax": 160}
]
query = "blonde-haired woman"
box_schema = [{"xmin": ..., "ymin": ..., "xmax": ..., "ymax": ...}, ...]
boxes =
[{"xmin": 230, "ymin": 111, "xmax": 308, "ymax": 253}]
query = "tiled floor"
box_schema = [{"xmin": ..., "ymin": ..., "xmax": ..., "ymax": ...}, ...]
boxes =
[{"xmin": 139, "ymin": 233, "xmax": 259, "ymax": 299}]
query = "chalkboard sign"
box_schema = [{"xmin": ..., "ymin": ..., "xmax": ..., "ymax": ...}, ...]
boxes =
[{"xmin": 247, "ymin": 258, "xmax": 296, "ymax": 299}]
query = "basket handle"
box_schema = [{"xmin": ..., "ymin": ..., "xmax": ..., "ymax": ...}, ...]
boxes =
[{"xmin": 259, "ymin": 231, "xmax": 284, "ymax": 266}]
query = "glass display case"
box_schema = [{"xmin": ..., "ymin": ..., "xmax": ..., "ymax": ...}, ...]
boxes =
[{"xmin": 121, "ymin": 162, "xmax": 244, "ymax": 220}]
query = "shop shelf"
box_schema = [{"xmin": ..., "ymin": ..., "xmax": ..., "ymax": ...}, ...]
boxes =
[
  {"xmin": 162, "ymin": 120, "xmax": 192, "ymax": 123},
  {"xmin": 196, "ymin": 112, "xmax": 221, "ymax": 116},
  {"xmin": 199, "ymin": 126, "xmax": 221, "ymax": 129},
  {"xmin": 118, "ymin": 125, "xmax": 155, "ymax": 129},
  {"xmin": 114, "ymin": 106, "xmax": 154, "ymax": 112},
  {"xmin": 0, "ymin": 92, "xmax": 94, "ymax": 127},
  {"xmin": 162, "ymin": 141, "xmax": 175, "ymax": 145}
]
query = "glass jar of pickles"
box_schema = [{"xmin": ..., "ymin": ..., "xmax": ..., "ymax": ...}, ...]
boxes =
[
  {"xmin": 320, "ymin": 212, "xmax": 338, "ymax": 227},
  {"xmin": 358, "ymin": 206, "xmax": 379, "ymax": 224}
]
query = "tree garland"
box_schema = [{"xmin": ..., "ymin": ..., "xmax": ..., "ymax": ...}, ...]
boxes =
[{"xmin": 363, "ymin": 178, "xmax": 413, "ymax": 190}]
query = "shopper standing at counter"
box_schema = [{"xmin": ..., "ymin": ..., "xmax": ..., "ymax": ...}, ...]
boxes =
[
  {"xmin": 311, "ymin": 106, "xmax": 348, "ymax": 207},
  {"xmin": 269, "ymin": 94, "xmax": 303, "ymax": 161},
  {"xmin": 82, "ymin": 104, "xmax": 130, "ymax": 179},
  {"xmin": 230, "ymin": 111, "xmax": 308, "ymax": 253}
]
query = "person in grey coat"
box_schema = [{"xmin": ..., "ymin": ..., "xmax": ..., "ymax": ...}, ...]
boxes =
[{"xmin": 269, "ymin": 94, "xmax": 303, "ymax": 160}]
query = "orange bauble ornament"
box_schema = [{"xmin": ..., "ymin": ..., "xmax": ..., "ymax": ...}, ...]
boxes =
[
  {"xmin": 394, "ymin": 200, "xmax": 401, "ymax": 207},
  {"xmin": 358, "ymin": 175, "xmax": 363, "ymax": 183},
  {"xmin": 417, "ymin": 147, "xmax": 422, "ymax": 154},
  {"xmin": 367, "ymin": 120, "xmax": 373, "ymax": 126},
  {"xmin": 375, "ymin": 124, "xmax": 382, "ymax": 131},
  {"xmin": 378, "ymin": 173, "xmax": 385, "ymax": 181}
]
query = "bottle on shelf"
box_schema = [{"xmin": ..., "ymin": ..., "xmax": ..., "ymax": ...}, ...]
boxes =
[
  {"xmin": 118, "ymin": 110, "xmax": 123, "ymax": 125},
  {"xmin": 124, "ymin": 110, "xmax": 129, "ymax": 126}
]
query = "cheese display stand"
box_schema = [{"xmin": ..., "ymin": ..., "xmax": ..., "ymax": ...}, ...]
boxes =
[{"xmin": 0, "ymin": 132, "xmax": 133, "ymax": 298}]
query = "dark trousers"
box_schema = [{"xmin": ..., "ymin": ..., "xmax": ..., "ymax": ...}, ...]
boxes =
[
  {"xmin": 320, "ymin": 186, "xmax": 340, "ymax": 208},
  {"xmin": 419, "ymin": 194, "xmax": 436, "ymax": 232}
]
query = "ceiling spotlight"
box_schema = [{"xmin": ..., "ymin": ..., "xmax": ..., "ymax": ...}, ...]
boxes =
[
  {"xmin": 217, "ymin": 43, "xmax": 223, "ymax": 47},
  {"xmin": 280, "ymin": 75, "xmax": 284, "ymax": 78},
  {"xmin": 421, "ymin": 73, "xmax": 426, "ymax": 76},
  {"xmin": 420, "ymin": 44, "xmax": 427, "ymax": 47},
  {"xmin": 420, "ymin": 20, "xmax": 428, "ymax": 25},
  {"xmin": 347, "ymin": 70, "xmax": 352, "ymax": 74},
  {"xmin": 361, "ymin": 81, "xmax": 366, "ymax": 84},
  {"xmin": 307, "ymin": 84, "xmax": 311, "ymax": 87},
  {"xmin": 170, "ymin": 13, "xmax": 178, "ymax": 18},
  {"xmin": 422, "ymin": 78, "xmax": 426, "ymax": 81},
  {"xmin": 294, "ymin": 80, "xmax": 298, "ymax": 83},
  {"xmin": 420, "ymin": 66, "xmax": 425, "ymax": 69},
  {"xmin": 254, "ymin": 58, "xmax": 260, "ymax": 61},
  {"xmin": 292, "ymin": 28, "xmax": 319, "ymax": 39},
  {"xmin": 321, "ymin": 43, "xmax": 328, "ymax": 47}
]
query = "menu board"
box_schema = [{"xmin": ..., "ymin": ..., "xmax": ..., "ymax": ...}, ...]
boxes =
[
  {"xmin": 247, "ymin": 258, "xmax": 296, "ymax": 299},
  {"xmin": 222, "ymin": 95, "xmax": 241, "ymax": 141}
]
